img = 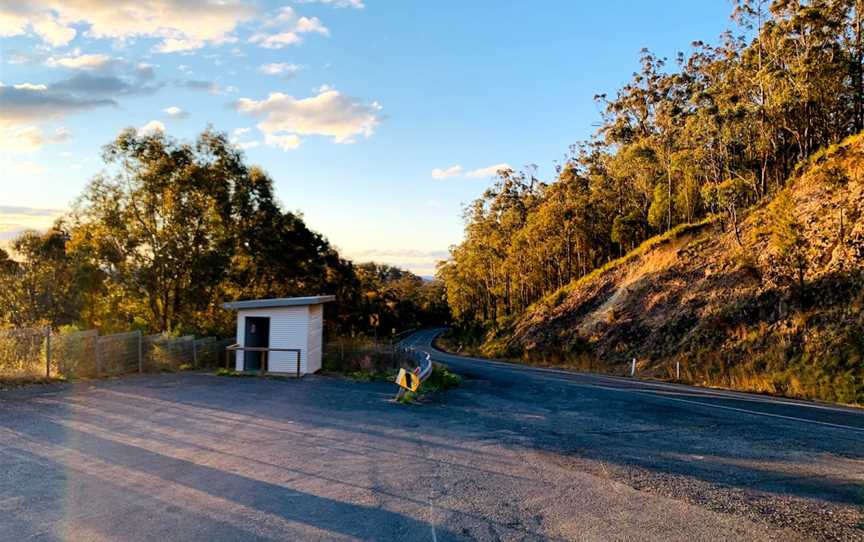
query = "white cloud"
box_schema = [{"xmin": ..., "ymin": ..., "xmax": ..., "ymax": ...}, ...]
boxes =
[
  {"xmin": 46, "ymin": 52, "xmax": 111, "ymax": 70},
  {"xmin": 264, "ymin": 133, "xmax": 301, "ymax": 150},
  {"xmin": 259, "ymin": 63, "xmax": 301, "ymax": 77},
  {"xmin": 272, "ymin": 6, "xmax": 297, "ymax": 24},
  {"xmin": 32, "ymin": 15, "xmax": 77, "ymax": 47},
  {"xmin": 345, "ymin": 248, "xmax": 448, "ymax": 276},
  {"xmin": 0, "ymin": 125, "xmax": 70, "ymax": 153},
  {"xmin": 0, "ymin": 205, "xmax": 67, "ymax": 248},
  {"xmin": 138, "ymin": 120, "xmax": 165, "ymax": 134},
  {"xmin": 12, "ymin": 83, "xmax": 48, "ymax": 91},
  {"xmin": 230, "ymin": 126, "xmax": 260, "ymax": 149},
  {"xmin": 466, "ymin": 163, "xmax": 512, "ymax": 178},
  {"xmin": 297, "ymin": 0, "xmax": 365, "ymax": 8},
  {"xmin": 432, "ymin": 165, "xmax": 462, "ymax": 179},
  {"xmin": 249, "ymin": 7, "xmax": 329, "ymax": 49},
  {"xmin": 154, "ymin": 37, "xmax": 206, "ymax": 53},
  {"xmin": 237, "ymin": 140, "xmax": 261, "ymax": 150},
  {"xmin": 162, "ymin": 106, "xmax": 188, "ymax": 118},
  {"xmin": 249, "ymin": 31, "xmax": 302, "ymax": 48},
  {"xmin": 295, "ymin": 17, "xmax": 329, "ymax": 36},
  {"xmin": 0, "ymin": 0, "xmax": 256, "ymax": 52},
  {"xmin": 236, "ymin": 87, "xmax": 382, "ymax": 147}
]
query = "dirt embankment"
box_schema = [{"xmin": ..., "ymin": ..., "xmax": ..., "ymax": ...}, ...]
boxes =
[{"xmin": 496, "ymin": 134, "xmax": 864, "ymax": 405}]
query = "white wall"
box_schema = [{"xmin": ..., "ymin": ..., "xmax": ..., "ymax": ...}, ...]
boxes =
[
  {"xmin": 235, "ymin": 306, "xmax": 309, "ymax": 373},
  {"xmin": 306, "ymin": 304, "xmax": 323, "ymax": 373}
]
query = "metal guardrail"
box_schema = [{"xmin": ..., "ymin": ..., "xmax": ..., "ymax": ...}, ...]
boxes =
[
  {"xmin": 394, "ymin": 347, "xmax": 434, "ymax": 401},
  {"xmin": 225, "ymin": 344, "xmax": 302, "ymax": 378}
]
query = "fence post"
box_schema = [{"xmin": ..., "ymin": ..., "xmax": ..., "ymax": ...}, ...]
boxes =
[
  {"xmin": 45, "ymin": 327, "xmax": 51, "ymax": 379},
  {"xmin": 137, "ymin": 330, "xmax": 143, "ymax": 373},
  {"xmin": 192, "ymin": 338, "xmax": 198, "ymax": 369},
  {"xmin": 95, "ymin": 333, "xmax": 102, "ymax": 377}
]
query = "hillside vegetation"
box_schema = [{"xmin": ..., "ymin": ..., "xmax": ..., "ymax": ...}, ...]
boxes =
[
  {"xmin": 495, "ymin": 134, "xmax": 864, "ymax": 404},
  {"xmin": 438, "ymin": 1, "xmax": 864, "ymax": 404}
]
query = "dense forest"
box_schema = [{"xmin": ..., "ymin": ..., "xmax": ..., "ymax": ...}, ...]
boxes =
[
  {"xmin": 0, "ymin": 128, "xmax": 448, "ymax": 338},
  {"xmin": 439, "ymin": 0, "xmax": 864, "ymax": 333}
]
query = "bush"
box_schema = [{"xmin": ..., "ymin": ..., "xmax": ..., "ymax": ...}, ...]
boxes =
[{"xmin": 422, "ymin": 364, "xmax": 461, "ymax": 392}]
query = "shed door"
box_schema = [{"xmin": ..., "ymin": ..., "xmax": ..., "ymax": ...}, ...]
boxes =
[{"xmin": 244, "ymin": 316, "xmax": 270, "ymax": 371}]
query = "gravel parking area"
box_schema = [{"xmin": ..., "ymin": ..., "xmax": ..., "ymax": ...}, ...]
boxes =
[{"xmin": 0, "ymin": 358, "xmax": 861, "ymax": 541}]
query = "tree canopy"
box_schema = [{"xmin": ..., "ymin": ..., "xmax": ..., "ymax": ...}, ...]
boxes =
[
  {"xmin": 0, "ymin": 128, "xmax": 447, "ymax": 337},
  {"xmin": 440, "ymin": 0, "xmax": 864, "ymax": 328}
]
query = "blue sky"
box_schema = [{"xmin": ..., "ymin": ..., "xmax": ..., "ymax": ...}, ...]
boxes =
[{"xmin": 1, "ymin": 0, "xmax": 733, "ymax": 275}]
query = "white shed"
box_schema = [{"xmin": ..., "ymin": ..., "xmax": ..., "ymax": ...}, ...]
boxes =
[{"xmin": 222, "ymin": 296, "xmax": 335, "ymax": 375}]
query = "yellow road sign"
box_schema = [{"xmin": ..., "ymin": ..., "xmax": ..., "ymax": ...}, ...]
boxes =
[
  {"xmin": 395, "ymin": 368, "xmax": 420, "ymax": 392},
  {"xmin": 370, "ymin": 314, "xmax": 380, "ymax": 327}
]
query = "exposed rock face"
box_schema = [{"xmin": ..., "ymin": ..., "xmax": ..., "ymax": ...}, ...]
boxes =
[{"xmin": 498, "ymin": 135, "xmax": 864, "ymax": 404}]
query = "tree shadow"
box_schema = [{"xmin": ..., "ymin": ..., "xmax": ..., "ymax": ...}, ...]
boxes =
[
  {"xmin": 0, "ymin": 415, "xmax": 462, "ymax": 541},
  {"xmin": 438, "ymin": 363, "xmax": 864, "ymax": 509}
]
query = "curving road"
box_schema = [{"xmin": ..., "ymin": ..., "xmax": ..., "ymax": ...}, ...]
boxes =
[
  {"xmin": 0, "ymin": 328, "xmax": 861, "ymax": 541},
  {"xmin": 403, "ymin": 328, "xmax": 864, "ymax": 541}
]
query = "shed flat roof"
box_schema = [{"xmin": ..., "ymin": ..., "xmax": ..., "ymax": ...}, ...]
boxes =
[{"xmin": 222, "ymin": 296, "xmax": 335, "ymax": 310}]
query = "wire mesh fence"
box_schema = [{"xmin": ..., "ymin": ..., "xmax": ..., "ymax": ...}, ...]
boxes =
[
  {"xmin": 54, "ymin": 329, "xmax": 98, "ymax": 378},
  {"xmin": 0, "ymin": 326, "xmax": 235, "ymax": 383},
  {"xmin": 322, "ymin": 336, "xmax": 416, "ymax": 375},
  {"xmin": 0, "ymin": 327, "xmax": 48, "ymax": 381}
]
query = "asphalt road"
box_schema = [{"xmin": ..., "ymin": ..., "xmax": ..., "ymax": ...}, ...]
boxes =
[{"xmin": 0, "ymin": 329, "xmax": 861, "ymax": 541}]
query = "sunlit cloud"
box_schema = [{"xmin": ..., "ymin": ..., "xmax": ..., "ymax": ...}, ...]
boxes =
[
  {"xmin": 264, "ymin": 133, "xmax": 301, "ymax": 150},
  {"xmin": 0, "ymin": 206, "xmax": 67, "ymax": 248},
  {"xmin": 297, "ymin": 0, "xmax": 365, "ymax": 8},
  {"xmin": 249, "ymin": 7, "xmax": 329, "ymax": 49},
  {"xmin": 0, "ymin": 0, "xmax": 256, "ymax": 53},
  {"xmin": 138, "ymin": 120, "xmax": 165, "ymax": 134},
  {"xmin": 235, "ymin": 87, "xmax": 383, "ymax": 147},
  {"xmin": 346, "ymin": 248, "xmax": 448, "ymax": 276},
  {"xmin": 46, "ymin": 52, "xmax": 112, "ymax": 70},
  {"xmin": 162, "ymin": 106, "xmax": 189, "ymax": 119},
  {"xmin": 259, "ymin": 63, "xmax": 302, "ymax": 78},
  {"xmin": 466, "ymin": 163, "xmax": 512, "ymax": 178},
  {"xmin": 0, "ymin": 125, "xmax": 70, "ymax": 152},
  {"xmin": 432, "ymin": 165, "xmax": 462, "ymax": 179}
]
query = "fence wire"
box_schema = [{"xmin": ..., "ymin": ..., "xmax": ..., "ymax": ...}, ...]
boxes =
[
  {"xmin": 0, "ymin": 327, "xmax": 234, "ymax": 382},
  {"xmin": 322, "ymin": 337, "xmax": 416, "ymax": 374},
  {"xmin": 0, "ymin": 328, "xmax": 47, "ymax": 380}
]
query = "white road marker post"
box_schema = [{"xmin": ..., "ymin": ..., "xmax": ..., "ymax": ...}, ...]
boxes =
[
  {"xmin": 630, "ymin": 358, "xmax": 636, "ymax": 377},
  {"xmin": 676, "ymin": 361, "xmax": 680, "ymax": 381}
]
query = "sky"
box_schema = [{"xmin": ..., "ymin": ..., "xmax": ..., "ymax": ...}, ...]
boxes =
[{"xmin": 0, "ymin": 0, "xmax": 734, "ymax": 276}]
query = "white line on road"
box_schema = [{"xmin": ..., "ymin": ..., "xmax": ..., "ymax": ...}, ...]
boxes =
[
  {"xmin": 612, "ymin": 389, "xmax": 864, "ymax": 434},
  {"xmin": 420, "ymin": 339, "xmax": 864, "ymax": 435}
]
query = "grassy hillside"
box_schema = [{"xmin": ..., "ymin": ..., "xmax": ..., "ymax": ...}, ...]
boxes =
[{"xmin": 481, "ymin": 134, "xmax": 864, "ymax": 405}]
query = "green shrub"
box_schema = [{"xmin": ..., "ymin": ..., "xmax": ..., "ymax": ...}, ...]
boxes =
[{"xmin": 422, "ymin": 364, "xmax": 461, "ymax": 392}]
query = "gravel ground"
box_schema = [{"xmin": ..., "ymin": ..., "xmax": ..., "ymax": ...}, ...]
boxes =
[{"xmin": 0, "ymin": 329, "xmax": 861, "ymax": 541}]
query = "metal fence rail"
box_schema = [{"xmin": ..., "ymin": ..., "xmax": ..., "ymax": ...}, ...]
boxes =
[
  {"xmin": 225, "ymin": 345, "xmax": 303, "ymax": 377},
  {"xmin": 0, "ymin": 326, "xmax": 235, "ymax": 382},
  {"xmin": 394, "ymin": 347, "xmax": 434, "ymax": 401}
]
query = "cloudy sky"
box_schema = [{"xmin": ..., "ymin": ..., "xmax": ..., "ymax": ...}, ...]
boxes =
[{"xmin": 0, "ymin": 0, "xmax": 730, "ymax": 275}]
